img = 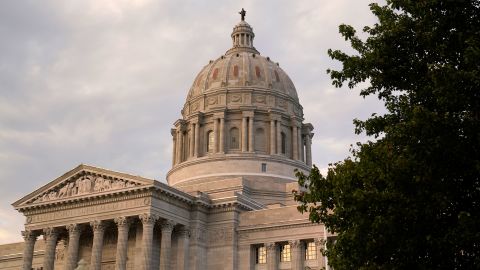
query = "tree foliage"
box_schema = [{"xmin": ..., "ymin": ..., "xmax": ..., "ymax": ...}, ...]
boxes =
[{"xmin": 294, "ymin": 0, "xmax": 480, "ymax": 269}]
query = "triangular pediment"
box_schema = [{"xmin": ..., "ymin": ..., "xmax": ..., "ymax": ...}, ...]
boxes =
[{"xmin": 13, "ymin": 164, "xmax": 155, "ymax": 209}]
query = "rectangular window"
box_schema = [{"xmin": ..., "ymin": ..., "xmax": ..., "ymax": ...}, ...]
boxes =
[
  {"xmin": 280, "ymin": 243, "xmax": 291, "ymax": 262},
  {"xmin": 256, "ymin": 246, "xmax": 266, "ymax": 264},
  {"xmin": 261, "ymin": 163, "xmax": 267, "ymax": 172},
  {"xmin": 305, "ymin": 241, "xmax": 317, "ymax": 260}
]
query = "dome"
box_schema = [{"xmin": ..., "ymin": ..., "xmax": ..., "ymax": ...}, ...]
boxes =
[
  {"xmin": 182, "ymin": 18, "xmax": 301, "ymax": 118},
  {"xmin": 167, "ymin": 11, "xmax": 314, "ymax": 188}
]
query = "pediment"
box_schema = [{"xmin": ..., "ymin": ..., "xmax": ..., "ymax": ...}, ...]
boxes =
[{"xmin": 13, "ymin": 164, "xmax": 154, "ymax": 208}]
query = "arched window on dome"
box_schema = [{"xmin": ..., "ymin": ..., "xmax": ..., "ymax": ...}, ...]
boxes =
[
  {"xmin": 281, "ymin": 132, "xmax": 287, "ymax": 154},
  {"xmin": 254, "ymin": 128, "xmax": 266, "ymax": 153},
  {"xmin": 233, "ymin": 65, "xmax": 239, "ymax": 77},
  {"xmin": 207, "ymin": 131, "xmax": 214, "ymax": 153},
  {"xmin": 255, "ymin": 66, "xmax": 261, "ymax": 78},
  {"xmin": 274, "ymin": 70, "xmax": 280, "ymax": 82},
  {"xmin": 212, "ymin": 68, "xmax": 219, "ymax": 80},
  {"xmin": 229, "ymin": 127, "xmax": 240, "ymax": 150}
]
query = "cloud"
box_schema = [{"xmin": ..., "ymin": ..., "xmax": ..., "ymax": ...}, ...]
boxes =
[{"xmin": 0, "ymin": 0, "xmax": 384, "ymax": 243}]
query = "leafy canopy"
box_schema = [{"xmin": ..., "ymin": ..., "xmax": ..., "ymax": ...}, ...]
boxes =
[{"xmin": 294, "ymin": 0, "xmax": 480, "ymax": 269}]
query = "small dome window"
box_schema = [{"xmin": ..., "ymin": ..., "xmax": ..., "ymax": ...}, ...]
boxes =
[
  {"xmin": 212, "ymin": 68, "xmax": 219, "ymax": 80},
  {"xmin": 233, "ymin": 65, "xmax": 239, "ymax": 77},
  {"xmin": 255, "ymin": 66, "xmax": 261, "ymax": 78},
  {"xmin": 274, "ymin": 70, "xmax": 280, "ymax": 82},
  {"xmin": 230, "ymin": 127, "xmax": 240, "ymax": 149},
  {"xmin": 207, "ymin": 131, "xmax": 215, "ymax": 152}
]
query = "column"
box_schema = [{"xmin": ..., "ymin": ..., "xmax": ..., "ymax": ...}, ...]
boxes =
[
  {"xmin": 189, "ymin": 123, "xmax": 195, "ymax": 158},
  {"xmin": 115, "ymin": 217, "xmax": 131, "ymax": 270},
  {"xmin": 42, "ymin": 227, "xmax": 58, "ymax": 270},
  {"xmin": 194, "ymin": 123, "xmax": 200, "ymax": 157},
  {"xmin": 90, "ymin": 220, "xmax": 106, "ymax": 270},
  {"xmin": 292, "ymin": 124, "xmax": 298, "ymax": 160},
  {"xmin": 306, "ymin": 133, "xmax": 312, "ymax": 166},
  {"xmin": 270, "ymin": 120, "xmax": 275, "ymax": 154},
  {"xmin": 139, "ymin": 213, "xmax": 157, "ymax": 270},
  {"xmin": 171, "ymin": 129, "xmax": 177, "ymax": 166},
  {"xmin": 21, "ymin": 230, "xmax": 38, "ymax": 270},
  {"xmin": 265, "ymin": 242, "xmax": 277, "ymax": 270},
  {"xmin": 276, "ymin": 120, "xmax": 282, "ymax": 154},
  {"xmin": 176, "ymin": 129, "xmax": 182, "ymax": 164},
  {"xmin": 298, "ymin": 129, "xmax": 303, "ymax": 161},
  {"xmin": 160, "ymin": 220, "xmax": 175, "ymax": 270},
  {"xmin": 315, "ymin": 239, "xmax": 326, "ymax": 269},
  {"xmin": 213, "ymin": 118, "xmax": 219, "ymax": 153},
  {"xmin": 241, "ymin": 116, "xmax": 248, "ymax": 152},
  {"xmin": 219, "ymin": 117, "xmax": 225, "ymax": 153},
  {"xmin": 176, "ymin": 226, "xmax": 190, "ymax": 270},
  {"xmin": 248, "ymin": 116, "xmax": 254, "ymax": 152},
  {"xmin": 65, "ymin": 224, "xmax": 82, "ymax": 270},
  {"xmin": 290, "ymin": 240, "xmax": 304, "ymax": 270}
]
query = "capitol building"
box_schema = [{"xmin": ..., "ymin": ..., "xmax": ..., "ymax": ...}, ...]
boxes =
[{"xmin": 0, "ymin": 11, "xmax": 330, "ymax": 270}]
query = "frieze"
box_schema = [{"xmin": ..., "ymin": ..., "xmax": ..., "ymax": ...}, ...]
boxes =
[
  {"xmin": 253, "ymin": 94, "xmax": 266, "ymax": 104},
  {"xmin": 28, "ymin": 198, "xmax": 147, "ymax": 224}
]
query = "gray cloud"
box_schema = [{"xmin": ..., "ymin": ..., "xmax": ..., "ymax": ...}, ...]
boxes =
[{"xmin": 0, "ymin": 0, "xmax": 384, "ymax": 243}]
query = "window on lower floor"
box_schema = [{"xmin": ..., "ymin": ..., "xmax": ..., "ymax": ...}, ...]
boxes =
[
  {"xmin": 256, "ymin": 246, "xmax": 267, "ymax": 264},
  {"xmin": 305, "ymin": 241, "xmax": 317, "ymax": 260},
  {"xmin": 280, "ymin": 243, "xmax": 291, "ymax": 262}
]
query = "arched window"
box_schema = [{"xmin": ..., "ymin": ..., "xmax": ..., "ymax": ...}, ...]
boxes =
[
  {"xmin": 281, "ymin": 132, "xmax": 287, "ymax": 154},
  {"xmin": 255, "ymin": 66, "xmax": 261, "ymax": 78},
  {"xmin": 233, "ymin": 65, "xmax": 239, "ymax": 77},
  {"xmin": 274, "ymin": 70, "xmax": 280, "ymax": 82},
  {"xmin": 254, "ymin": 128, "xmax": 266, "ymax": 152},
  {"xmin": 230, "ymin": 127, "xmax": 240, "ymax": 149},
  {"xmin": 212, "ymin": 68, "xmax": 219, "ymax": 80},
  {"xmin": 207, "ymin": 131, "xmax": 214, "ymax": 152}
]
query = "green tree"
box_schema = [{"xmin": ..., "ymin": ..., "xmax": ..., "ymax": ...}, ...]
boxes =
[{"xmin": 294, "ymin": 0, "xmax": 480, "ymax": 269}]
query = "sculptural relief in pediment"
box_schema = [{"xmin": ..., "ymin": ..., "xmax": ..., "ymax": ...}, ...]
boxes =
[{"xmin": 30, "ymin": 173, "xmax": 140, "ymax": 204}]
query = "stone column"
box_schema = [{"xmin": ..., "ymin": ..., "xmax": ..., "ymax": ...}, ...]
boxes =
[
  {"xmin": 160, "ymin": 220, "xmax": 175, "ymax": 270},
  {"xmin": 265, "ymin": 242, "xmax": 277, "ymax": 270},
  {"xmin": 115, "ymin": 217, "xmax": 131, "ymax": 270},
  {"xmin": 305, "ymin": 133, "xmax": 312, "ymax": 166},
  {"xmin": 171, "ymin": 129, "xmax": 177, "ymax": 166},
  {"xmin": 219, "ymin": 117, "xmax": 225, "ymax": 153},
  {"xmin": 42, "ymin": 227, "xmax": 58, "ymax": 270},
  {"xmin": 90, "ymin": 220, "xmax": 106, "ymax": 270},
  {"xmin": 298, "ymin": 129, "xmax": 303, "ymax": 161},
  {"xmin": 139, "ymin": 213, "xmax": 157, "ymax": 270},
  {"xmin": 194, "ymin": 123, "xmax": 200, "ymax": 157},
  {"xmin": 276, "ymin": 120, "xmax": 282, "ymax": 154},
  {"xmin": 241, "ymin": 116, "xmax": 248, "ymax": 152},
  {"xmin": 315, "ymin": 239, "xmax": 326, "ymax": 269},
  {"xmin": 290, "ymin": 240, "xmax": 304, "ymax": 270},
  {"xmin": 292, "ymin": 124, "xmax": 298, "ymax": 160},
  {"xmin": 21, "ymin": 230, "xmax": 38, "ymax": 270},
  {"xmin": 213, "ymin": 118, "xmax": 219, "ymax": 153},
  {"xmin": 189, "ymin": 123, "xmax": 195, "ymax": 158},
  {"xmin": 270, "ymin": 120, "xmax": 275, "ymax": 154},
  {"xmin": 248, "ymin": 116, "xmax": 254, "ymax": 152},
  {"xmin": 176, "ymin": 226, "xmax": 190, "ymax": 270},
  {"xmin": 65, "ymin": 224, "xmax": 82, "ymax": 270},
  {"xmin": 176, "ymin": 129, "xmax": 182, "ymax": 164}
]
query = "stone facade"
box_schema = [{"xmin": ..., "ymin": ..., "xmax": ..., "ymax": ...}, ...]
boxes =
[{"xmin": 0, "ymin": 11, "xmax": 332, "ymax": 270}]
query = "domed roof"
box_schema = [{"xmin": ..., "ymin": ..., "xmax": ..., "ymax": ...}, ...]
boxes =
[{"xmin": 185, "ymin": 16, "xmax": 299, "ymax": 108}]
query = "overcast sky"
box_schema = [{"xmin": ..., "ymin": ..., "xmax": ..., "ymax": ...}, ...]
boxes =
[{"xmin": 0, "ymin": 0, "xmax": 384, "ymax": 244}]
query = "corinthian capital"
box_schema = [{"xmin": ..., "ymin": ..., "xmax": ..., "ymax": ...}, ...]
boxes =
[
  {"xmin": 177, "ymin": 226, "xmax": 190, "ymax": 238},
  {"xmin": 43, "ymin": 227, "xmax": 58, "ymax": 240},
  {"xmin": 66, "ymin": 223, "xmax": 82, "ymax": 235},
  {"xmin": 90, "ymin": 220, "xmax": 105, "ymax": 232},
  {"xmin": 160, "ymin": 220, "xmax": 176, "ymax": 233},
  {"xmin": 139, "ymin": 213, "xmax": 158, "ymax": 225},
  {"xmin": 265, "ymin": 242, "xmax": 277, "ymax": 251},
  {"xmin": 288, "ymin": 239, "xmax": 303, "ymax": 249},
  {"xmin": 21, "ymin": 230, "xmax": 38, "ymax": 242},
  {"xmin": 114, "ymin": 216, "xmax": 132, "ymax": 228}
]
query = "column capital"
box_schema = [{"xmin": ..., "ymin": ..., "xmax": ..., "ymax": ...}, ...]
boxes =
[
  {"xmin": 66, "ymin": 224, "xmax": 82, "ymax": 235},
  {"xmin": 114, "ymin": 216, "xmax": 132, "ymax": 228},
  {"xmin": 139, "ymin": 213, "xmax": 158, "ymax": 225},
  {"xmin": 177, "ymin": 226, "xmax": 191, "ymax": 238},
  {"xmin": 22, "ymin": 230, "xmax": 38, "ymax": 241},
  {"xmin": 160, "ymin": 220, "xmax": 176, "ymax": 232},
  {"xmin": 265, "ymin": 242, "xmax": 277, "ymax": 251},
  {"xmin": 42, "ymin": 227, "xmax": 58, "ymax": 240},
  {"xmin": 315, "ymin": 238, "xmax": 326, "ymax": 246},
  {"xmin": 288, "ymin": 239, "xmax": 303, "ymax": 249},
  {"xmin": 90, "ymin": 220, "xmax": 105, "ymax": 232}
]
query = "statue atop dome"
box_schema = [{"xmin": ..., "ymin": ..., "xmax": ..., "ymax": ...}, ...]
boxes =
[{"xmin": 239, "ymin": 8, "xmax": 246, "ymax": 21}]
